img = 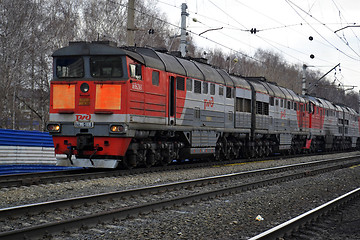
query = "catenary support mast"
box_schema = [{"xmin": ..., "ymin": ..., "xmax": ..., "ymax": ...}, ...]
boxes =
[{"xmin": 180, "ymin": 3, "xmax": 188, "ymax": 57}]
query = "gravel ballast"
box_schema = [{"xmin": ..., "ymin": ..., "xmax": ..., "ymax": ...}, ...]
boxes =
[{"xmin": 1, "ymin": 152, "xmax": 360, "ymax": 239}]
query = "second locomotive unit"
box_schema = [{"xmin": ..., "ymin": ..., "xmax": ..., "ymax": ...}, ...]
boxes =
[{"xmin": 47, "ymin": 41, "xmax": 360, "ymax": 168}]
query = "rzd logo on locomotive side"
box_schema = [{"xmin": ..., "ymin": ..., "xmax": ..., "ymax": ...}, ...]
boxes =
[
  {"xmin": 204, "ymin": 97, "xmax": 214, "ymax": 110},
  {"xmin": 280, "ymin": 110, "xmax": 286, "ymax": 119},
  {"xmin": 75, "ymin": 114, "xmax": 91, "ymax": 121}
]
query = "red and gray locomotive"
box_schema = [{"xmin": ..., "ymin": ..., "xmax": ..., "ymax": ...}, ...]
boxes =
[{"xmin": 47, "ymin": 41, "xmax": 360, "ymax": 168}]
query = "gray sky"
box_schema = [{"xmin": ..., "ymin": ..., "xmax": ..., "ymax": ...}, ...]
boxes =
[{"xmin": 156, "ymin": 0, "xmax": 360, "ymax": 92}]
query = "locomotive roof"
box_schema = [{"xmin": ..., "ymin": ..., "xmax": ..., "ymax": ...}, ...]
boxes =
[
  {"xmin": 304, "ymin": 95, "xmax": 323, "ymax": 107},
  {"xmin": 230, "ymin": 75, "xmax": 251, "ymax": 89},
  {"xmin": 190, "ymin": 61, "xmax": 225, "ymax": 85},
  {"xmin": 133, "ymin": 47, "xmax": 234, "ymax": 85},
  {"xmin": 333, "ymin": 103, "xmax": 343, "ymax": 112},
  {"xmin": 343, "ymin": 106, "xmax": 354, "ymax": 115},
  {"xmin": 244, "ymin": 77, "xmax": 300, "ymax": 101},
  {"xmin": 316, "ymin": 98, "xmax": 336, "ymax": 110},
  {"xmin": 53, "ymin": 42, "xmax": 236, "ymax": 86},
  {"xmin": 263, "ymin": 82, "xmax": 286, "ymax": 99},
  {"xmin": 52, "ymin": 42, "xmax": 144, "ymax": 63},
  {"xmin": 177, "ymin": 57, "xmax": 204, "ymax": 79},
  {"xmin": 248, "ymin": 80, "xmax": 268, "ymax": 94},
  {"xmin": 282, "ymin": 87, "xmax": 301, "ymax": 103},
  {"xmin": 348, "ymin": 107, "xmax": 358, "ymax": 115},
  {"xmin": 216, "ymin": 69, "xmax": 235, "ymax": 86}
]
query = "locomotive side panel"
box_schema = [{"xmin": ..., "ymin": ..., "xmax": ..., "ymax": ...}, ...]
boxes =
[{"xmin": 234, "ymin": 87, "xmax": 252, "ymax": 131}]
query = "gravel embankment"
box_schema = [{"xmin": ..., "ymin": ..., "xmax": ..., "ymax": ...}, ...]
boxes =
[{"xmin": 1, "ymin": 152, "xmax": 360, "ymax": 239}]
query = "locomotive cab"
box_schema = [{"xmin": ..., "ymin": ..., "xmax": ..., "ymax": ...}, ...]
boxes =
[{"xmin": 47, "ymin": 41, "xmax": 136, "ymax": 168}]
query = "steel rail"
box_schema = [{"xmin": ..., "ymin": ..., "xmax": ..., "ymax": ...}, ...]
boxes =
[
  {"xmin": 0, "ymin": 164, "xmax": 195, "ymax": 189},
  {"xmin": 249, "ymin": 187, "xmax": 360, "ymax": 240},
  {"xmin": 0, "ymin": 158, "xmax": 359, "ymax": 239},
  {"xmin": 0, "ymin": 161, "xmax": 223, "ymax": 189},
  {"xmin": 0, "ymin": 169, "xmax": 102, "ymax": 188},
  {"xmin": 0, "ymin": 152, "xmax": 356, "ymax": 189},
  {"xmin": 0, "ymin": 155, "xmax": 358, "ymax": 219}
]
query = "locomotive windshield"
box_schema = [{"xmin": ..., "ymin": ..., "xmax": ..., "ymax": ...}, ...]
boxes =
[
  {"xmin": 90, "ymin": 56, "xmax": 123, "ymax": 78},
  {"xmin": 56, "ymin": 57, "xmax": 84, "ymax": 78}
]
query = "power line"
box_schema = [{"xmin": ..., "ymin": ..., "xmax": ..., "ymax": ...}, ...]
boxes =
[
  {"xmin": 331, "ymin": 0, "xmax": 360, "ymax": 45},
  {"xmin": 285, "ymin": 0, "xmax": 360, "ymax": 61},
  {"xmin": 228, "ymin": 0, "xmax": 360, "ymax": 77},
  {"xmin": 193, "ymin": 0, "xmax": 308, "ymax": 63},
  {"xmin": 195, "ymin": 1, "xmax": 312, "ymax": 64},
  {"xmin": 134, "ymin": 0, "xmax": 360, "ymax": 84},
  {"xmin": 117, "ymin": 0, "xmax": 262, "ymax": 62}
]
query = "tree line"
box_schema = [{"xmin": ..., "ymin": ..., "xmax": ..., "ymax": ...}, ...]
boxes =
[{"xmin": 0, "ymin": 0, "xmax": 357, "ymax": 131}]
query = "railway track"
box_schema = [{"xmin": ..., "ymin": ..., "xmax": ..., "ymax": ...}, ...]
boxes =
[
  {"xmin": 0, "ymin": 168, "xmax": 108, "ymax": 189},
  {"xmin": 0, "ymin": 162, "xmax": 210, "ymax": 189},
  {"xmin": 0, "ymin": 155, "xmax": 359, "ymax": 239},
  {"xmin": 0, "ymin": 152, "xmax": 355, "ymax": 189},
  {"xmin": 250, "ymin": 187, "xmax": 360, "ymax": 240}
]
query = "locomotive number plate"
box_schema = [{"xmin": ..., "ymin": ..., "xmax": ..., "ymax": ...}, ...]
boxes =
[{"xmin": 74, "ymin": 121, "xmax": 94, "ymax": 128}]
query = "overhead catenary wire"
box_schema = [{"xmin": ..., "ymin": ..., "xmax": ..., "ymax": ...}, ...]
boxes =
[
  {"xmin": 285, "ymin": 0, "xmax": 360, "ymax": 61},
  {"xmin": 228, "ymin": 0, "xmax": 360, "ymax": 77},
  {"xmin": 187, "ymin": 0, "xmax": 333, "ymax": 65},
  {"xmin": 159, "ymin": 1, "xmax": 360, "ymax": 91},
  {"xmin": 191, "ymin": 0, "xmax": 332, "ymax": 66},
  {"xmin": 331, "ymin": 0, "xmax": 360, "ymax": 47},
  {"xmin": 122, "ymin": 0, "xmax": 360, "ymax": 86},
  {"xmin": 192, "ymin": 0, "xmax": 309, "ymax": 63},
  {"xmin": 157, "ymin": 0, "xmax": 351, "ymax": 56},
  {"xmin": 113, "ymin": 0, "xmax": 262, "ymax": 62}
]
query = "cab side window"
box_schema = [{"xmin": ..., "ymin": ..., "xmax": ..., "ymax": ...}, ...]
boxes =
[
  {"xmin": 129, "ymin": 64, "xmax": 142, "ymax": 79},
  {"xmin": 152, "ymin": 71, "xmax": 159, "ymax": 86}
]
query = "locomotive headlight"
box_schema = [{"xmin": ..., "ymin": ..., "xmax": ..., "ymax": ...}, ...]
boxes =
[
  {"xmin": 47, "ymin": 124, "xmax": 61, "ymax": 132},
  {"xmin": 110, "ymin": 124, "xmax": 127, "ymax": 133},
  {"xmin": 80, "ymin": 83, "xmax": 90, "ymax": 93}
]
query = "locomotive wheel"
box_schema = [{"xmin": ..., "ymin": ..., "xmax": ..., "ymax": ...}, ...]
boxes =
[
  {"xmin": 249, "ymin": 147, "xmax": 256, "ymax": 158},
  {"xmin": 214, "ymin": 148, "xmax": 222, "ymax": 161},
  {"xmin": 309, "ymin": 143, "xmax": 316, "ymax": 153},
  {"xmin": 122, "ymin": 153, "xmax": 137, "ymax": 169},
  {"xmin": 295, "ymin": 143, "xmax": 301, "ymax": 154},
  {"xmin": 264, "ymin": 146, "xmax": 270, "ymax": 157},
  {"xmin": 229, "ymin": 150, "xmax": 236, "ymax": 161},
  {"xmin": 145, "ymin": 151, "xmax": 155, "ymax": 168},
  {"xmin": 158, "ymin": 149, "xmax": 172, "ymax": 166},
  {"xmin": 215, "ymin": 146, "xmax": 227, "ymax": 161},
  {"xmin": 257, "ymin": 146, "xmax": 264, "ymax": 158},
  {"xmin": 160, "ymin": 157, "xmax": 171, "ymax": 166},
  {"xmin": 214, "ymin": 142, "xmax": 223, "ymax": 161}
]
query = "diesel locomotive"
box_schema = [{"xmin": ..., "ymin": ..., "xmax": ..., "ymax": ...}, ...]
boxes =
[{"xmin": 47, "ymin": 41, "xmax": 360, "ymax": 168}]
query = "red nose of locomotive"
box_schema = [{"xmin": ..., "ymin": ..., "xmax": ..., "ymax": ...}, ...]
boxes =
[
  {"xmin": 47, "ymin": 47, "xmax": 132, "ymax": 168},
  {"xmin": 48, "ymin": 79, "xmax": 131, "ymax": 168}
]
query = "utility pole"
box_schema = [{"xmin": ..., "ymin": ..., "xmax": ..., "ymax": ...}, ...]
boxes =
[
  {"xmin": 180, "ymin": 3, "xmax": 188, "ymax": 57},
  {"xmin": 358, "ymin": 90, "xmax": 360, "ymax": 114},
  {"xmin": 302, "ymin": 64, "xmax": 307, "ymax": 95},
  {"xmin": 127, "ymin": 0, "xmax": 135, "ymax": 46}
]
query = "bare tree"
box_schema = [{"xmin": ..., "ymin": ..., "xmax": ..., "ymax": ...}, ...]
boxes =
[
  {"xmin": 0, "ymin": 0, "xmax": 39, "ymax": 129},
  {"xmin": 1, "ymin": 0, "xmax": 357, "ymax": 131},
  {"xmin": 79, "ymin": 0, "xmax": 127, "ymax": 43},
  {"xmin": 0, "ymin": 0, "xmax": 80, "ymax": 130}
]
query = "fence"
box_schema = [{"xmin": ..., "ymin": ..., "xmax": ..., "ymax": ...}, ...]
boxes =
[{"xmin": 0, "ymin": 129, "xmax": 56, "ymax": 165}]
